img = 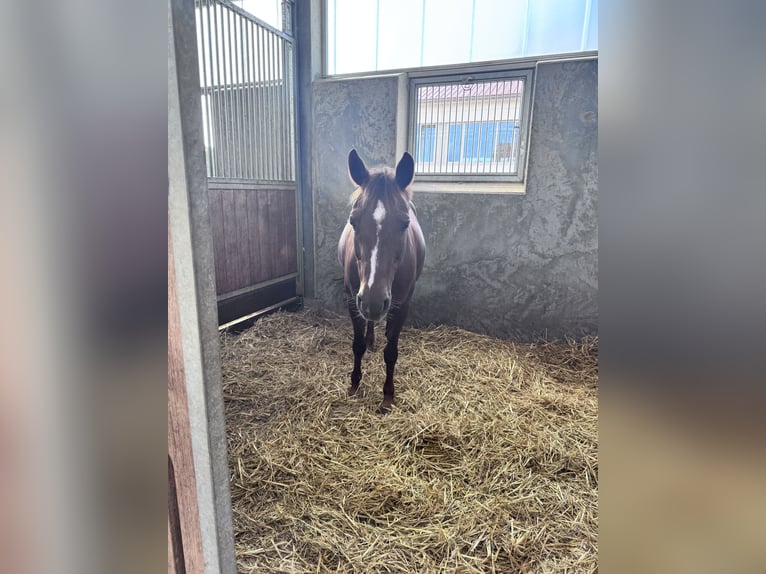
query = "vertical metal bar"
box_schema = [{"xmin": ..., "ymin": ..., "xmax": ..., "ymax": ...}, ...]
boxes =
[
  {"xmin": 290, "ymin": 41, "xmax": 297, "ymax": 180},
  {"xmin": 495, "ymin": 83, "xmax": 503, "ymax": 174},
  {"xmin": 513, "ymin": 79, "xmax": 523, "ymax": 173},
  {"xmin": 497, "ymin": 80, "xmax": 508, "ymax": 174},
  {"xmin": 449, "ymin": 80, "xmax": 457, "ymax": 174},
  {"xmin": 210, "ymin": 2, "xmax": 221, "ymax": 176},
  {"xmin": 205, "ymin": 0, "xmax": 219, "ymax": 177},
  {"xmin": 276, "ymin": 33, "xmax": 284, "ymax": 181},
  {"xmin": 196, "ymin": 1, "xmax": 209, "ymax": 176},
  {"xmin": 286, "ymin": 41, "xmax": 294, "ymax": 180},
  {"xmin": 416, "ymin": 86, "xmax": 423, "ymax": 172},
  {"xmin": 245, "ymin": 18, "xmax": 254, "ymax": 180},
  {"xmin": 263, "ymin": 28, "xmax": 272, "ymax": 181},
  {"xmin": 223, "ymin": 4, "xmax": 234, "ymax": 177},
  {"xmin": 455, "ymin": 82, "xmax": 463, "ymax": 174},
  {"xmin": 283, "ymin": 39, "xmax": 292, "ymax": 180},
  {"xmin": 285, "ymin": 40, "xmax": 295, "ymax": 181},
  {"xmin": 262, "ymin": 29, "xmax": 271, "ymax": 181},
  {"xmin": 279, "ymin": 37, "xmax": 288, "ymax": 181},
  {"xmin": 268, "ymin": 32, "xmax": 277, "ymax": 180},
  {"xmin": 240, "ymin": 13, "xmax": 250, "ymax": 179},
  {"xmin": 431, "ymin": 85, "xmax": 442, "ymax": 173},
  {"xmin": 277, "ymin": 33, "xmax": 285, "ymax": 181},
  {"xmin": 237, "ymin": 13, "xmax": 245, "ymax": 179},
  {"xmin": 257, "ymin": 24, "xmax": 266, "ymax": 180},
  {"xmin": 238, "ymin": 14, "xmax": 247, "ymax": 179},
  {"xmin": 229, "ymin": 9, "xmax": 241, "ymax": 178},
  {"xmin": 261, "ymin": 28, "xmax": 270, "ymax": 181},
  {"xmin": 258, "ymin": 22, "xmax": 267, "ymax": 181},
  {"xmin": 207, "ymin": 0, "xmax": 221, "ymax": 177},
  {"xmin": 432, "ymin": 86, "xmax": 440, "ymax": 173},
  {"xmin": 229, "ymin": 10, "xmax": 243, "ymax": 177},
  {"xmin": 475, "ymin": 81, "xmax": 484, "ymax": 173},
  {"xmin": 480, "ymin": 80, "xmax": 488, "ymax": 174},
  {"xmin": 427, "ymin": 84, "xmax": 434, "ymax": 173},
  {"xmin": 221, "ymin": 3, "xmax": 231, "ymax": 177},
  {"xmin": 275, "ymin": 35, "xmax": 284, "ymax": 181},
  {"xmin": 460, "ymin": 80, "xmax": 472, "ymax": 175},
  {"xmin": 231, "ymin": 10, "xmax": 244, "ymax": 177},
  {"xmin": 452, "ymin": 80, "xmax": 460, "ymax": 174},
  {"xmin": 434, "ymin": 85, "xmax": 444, "ymax": 173},
  {"xmin": 213, "ymin": 2, "xmax": 229, "ymax": 177},
  {"xmin": 194, "ymin": 0, "xmax": 210, "ymax": 175},
  {"xmin": 234, "ymin": 12, "xmax": 244, "ymax": 179},
  {"xmin": 255, "ymin": 22, "xmax": 263, "ymax": 179},
  {"xmin": 439, "ymin": 84, "xmax": 448, "ymax": 173}
]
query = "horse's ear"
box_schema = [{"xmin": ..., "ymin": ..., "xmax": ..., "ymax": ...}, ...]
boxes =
[
  {"xmin": 348, "ymin": 149, "xmax": 369, "ymax": 187},
  {"xmin": 395, "ymin": 152, "xmax": 415, "ymax": 190}
]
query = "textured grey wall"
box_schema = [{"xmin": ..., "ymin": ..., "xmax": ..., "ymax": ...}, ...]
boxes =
[{"xmin": 311, "ymin": 59, "xmax": 597, "ymax": 340}]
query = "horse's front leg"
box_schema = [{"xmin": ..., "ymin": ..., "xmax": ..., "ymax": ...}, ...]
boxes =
[
  {"xmin": 381, "ymin": 302, "xmax": 409, "ymax": 413},
  {"xmin": 365, "ymin": 321, "xmax": 375, "ymax": 351},
  {"xmin": 348, "ymin": 299, "xmax": 367, "ymax": 396}
]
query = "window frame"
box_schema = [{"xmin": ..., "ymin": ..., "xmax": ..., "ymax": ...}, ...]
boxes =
[{"xmin": 408, "ymin": 68, "xmax": 534, "ymax": 184}]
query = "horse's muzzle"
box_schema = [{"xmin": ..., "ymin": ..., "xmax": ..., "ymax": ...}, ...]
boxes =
[{"xmin": 356, "ymin": 292, "xmax": 390, "ymax": 321}]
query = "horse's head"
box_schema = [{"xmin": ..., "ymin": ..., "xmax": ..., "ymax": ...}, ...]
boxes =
[{"xmin": 347, "ymin": 149, "xmax": 415, "ymax": 322}]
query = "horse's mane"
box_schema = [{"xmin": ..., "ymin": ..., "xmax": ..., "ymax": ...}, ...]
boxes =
[{"xmin": 349, "ymin": 167, "xmax": 412, "ymax": 209}]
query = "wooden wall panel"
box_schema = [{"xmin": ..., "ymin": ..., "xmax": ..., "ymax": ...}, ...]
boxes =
[
  {"xmin": 275, "ymin": 191, "xmax": 288, "ymax": 277},
  {"xmin": 245, "ymin": 192, "xmax": 264, "ymax": 285},
  {"xmin": 207, "ymin": 186, "xmax": 298, "ymax": 300},
  {"xmin": 234, "ymin": 190, "xmax": 252, "ymax": 290},
  {"xmin": 207, "ymin": 188, "xmax": 226, "ymax": 294},
  {"xmin": 221, "ymin": 190, "xmax": 240, "ymax": 293},
  {"xmin": 255, "ymin": 190, "xmax": 275, "ymax": 281},
  {"xmin": 284, "ymin": 191, "xmax": 298, "ymax": 274}
]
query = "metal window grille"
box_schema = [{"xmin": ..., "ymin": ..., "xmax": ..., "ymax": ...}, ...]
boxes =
[
  {"xmin": 408, "ymin": 70, "xmax": 533, "ymax": 182},
  {"xmin": 195, "ymin": 0, "xmax": 296, "ymax": 182}
]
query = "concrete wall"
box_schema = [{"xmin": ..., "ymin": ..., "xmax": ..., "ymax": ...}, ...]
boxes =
[{"xmin": 310, "ymin": 59, "xmax": 597, "ymax": 340}]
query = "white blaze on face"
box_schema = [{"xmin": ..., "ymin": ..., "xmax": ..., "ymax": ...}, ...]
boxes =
[{"xmin": 367, "ymin": 200, "xmax": 386, "ymax": 287}]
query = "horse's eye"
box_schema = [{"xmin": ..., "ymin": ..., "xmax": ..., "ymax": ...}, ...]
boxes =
[
  {"xmin": 349, "ymin": 217, "xmax": 356, "ymax": 229},
  {"xmin": 401, "ymin": 221, "xmax": 410, "ymax": 231}
]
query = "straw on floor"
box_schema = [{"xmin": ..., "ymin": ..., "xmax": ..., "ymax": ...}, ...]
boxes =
[{"xmin": 220, "ymin": 309, "xmax": 598, "ymax": 573}]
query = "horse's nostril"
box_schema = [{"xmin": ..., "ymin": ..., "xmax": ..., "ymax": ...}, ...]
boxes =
[{"xmin": 383, "ymin": 298, "xmax": 391, "ymax": 311}]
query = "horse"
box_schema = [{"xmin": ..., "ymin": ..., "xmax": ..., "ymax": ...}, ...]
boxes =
[{"xmin": 337, "ymin": 149, "xmax": 426, "ymax": 413}]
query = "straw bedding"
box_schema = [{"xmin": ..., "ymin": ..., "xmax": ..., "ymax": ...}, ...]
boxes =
[{"xmin": 220, "ymin": 309, "xmax": 598, "ymax": 573}]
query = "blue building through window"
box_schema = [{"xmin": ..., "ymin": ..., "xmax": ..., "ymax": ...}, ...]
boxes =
[
  {"xmin": 447, "ymin": 124, "xmax": 462, "ymax": 162},
  {"xmin": 416, "ymin": 125, "xmax": 436, "ymax": 162},
  {"xmin": 415, "ymin": 119, "xmax": 522, "ymax": 168},
  {"xmin": 464, "ymin": 122, "xmax": 497, "ymax": 162}
]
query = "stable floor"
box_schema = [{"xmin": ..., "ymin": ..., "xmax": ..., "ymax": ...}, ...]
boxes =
[{"xmin": 220, "ymin": 309, "xmax": 598, "ymax": 573}]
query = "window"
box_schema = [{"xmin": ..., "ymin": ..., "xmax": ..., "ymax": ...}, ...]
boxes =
[
  {"xmin": 325, "ymin": 0, "xmax": 598, "ymax": 75},
  {"xmin": 409, "ymin": 70, "xmax": 533, "ymax": 182}
]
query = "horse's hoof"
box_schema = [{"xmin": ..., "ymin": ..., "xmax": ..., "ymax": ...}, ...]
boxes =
[
  {"xmin": 378, "ymin": 399, "xmax": 394, "ymax": 414},
  {"xmin": 348, "ymin": 384, "xmax": 360, "ymax": 397}
]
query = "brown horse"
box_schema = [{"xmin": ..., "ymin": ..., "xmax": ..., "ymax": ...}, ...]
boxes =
[{"xmin": 337, "ymin": 149, "xmax": 426, "ymax": 412}]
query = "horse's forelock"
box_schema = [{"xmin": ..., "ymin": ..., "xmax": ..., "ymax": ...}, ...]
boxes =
[{"xmin": 348, "ymin": 168, "xmax": 411, "ymax": 211}]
